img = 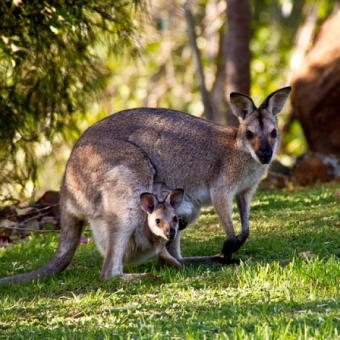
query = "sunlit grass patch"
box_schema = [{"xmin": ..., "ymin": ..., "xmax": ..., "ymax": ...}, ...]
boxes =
[{"xmin": 1, "ymin": 184, "xmax": 340, "ymax": 339}]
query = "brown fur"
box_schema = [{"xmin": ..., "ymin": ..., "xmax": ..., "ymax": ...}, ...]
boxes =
[{"xmin": 0, "ymin": 87, "xmax": 290, "ymax": 284}]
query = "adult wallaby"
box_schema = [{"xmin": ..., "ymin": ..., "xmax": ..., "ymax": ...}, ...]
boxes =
[
  {"xmin": 72, "ymin": 86, "xmax": 290, "ymax": 267},
  {"xmin": 0, "ymin": 86, "xmax": 290, "ymax": 283},
  {"xmin": 0, "ymin": 136, "xmax": 183, "ymax": 283}
]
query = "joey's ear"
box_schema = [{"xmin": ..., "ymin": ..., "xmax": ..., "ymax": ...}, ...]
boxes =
[
  {"xmin": 230, "ymin": 92, "xmax": 257, "ymax": 120},
  {"xmin": 165, "ymin": 189, "xmax": 184, "ymax": 210},
  {"xmin": 260, "ymin": 86, "xmax": 291, "ymax": 116},
  {"xmin": 140, "ymin": 193, "xmax": 158, "ymax": 214}
]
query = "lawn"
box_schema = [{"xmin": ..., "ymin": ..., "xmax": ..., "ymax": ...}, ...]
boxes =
[{"xmin": 0, "ymin": 184, "xmax": 340, "ymax": 339}]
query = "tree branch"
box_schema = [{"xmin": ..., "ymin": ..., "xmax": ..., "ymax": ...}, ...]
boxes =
[{"xmin": 184, "ymin": 2, "xmax": 213, "ymax": 120}]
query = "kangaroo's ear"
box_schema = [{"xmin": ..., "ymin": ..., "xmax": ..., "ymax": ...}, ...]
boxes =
[
  {"xmin": 230, "ymin": 92, "xmax": 257, "ymax": 120},
  {"xmin": 140, "ymin": 193, "xmax": 158, "ymax": 214},
  {"xmin": 260, "ymin": 86, "xmax": 291, "ymax": 116},
  {"xmin": 165, "ymin": 189, "xmax": 184, "ymax": 210}
]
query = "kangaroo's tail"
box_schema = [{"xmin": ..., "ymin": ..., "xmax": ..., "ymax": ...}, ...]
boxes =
[{"xmin": 0, "ymin": 211, "xmax": 84, "ymax": 285}]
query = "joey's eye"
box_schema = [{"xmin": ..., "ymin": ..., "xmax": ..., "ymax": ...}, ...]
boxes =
[
  {"xmin": 271, "ymin": 129, "xmax": 277, "ymax": 138},
  {"xmin": 173, "ymin": 216, "xmax": 178, "ymax": 223},
  {"xmin": 155, "ymin": 219, "xmax": 161, "ymax": 225},
  {"xmin": 246, "ymin": 130, "xmax": 254, "ymax": 140}
]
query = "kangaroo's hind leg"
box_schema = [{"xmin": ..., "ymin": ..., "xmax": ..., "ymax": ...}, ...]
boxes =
[
  {"xmin": 101, "ymin": 221, "xmax": 133, "ymax": 279},
  {"xmin": 89, "ymin": 211, "xmax": 143, "ymax": 280}
]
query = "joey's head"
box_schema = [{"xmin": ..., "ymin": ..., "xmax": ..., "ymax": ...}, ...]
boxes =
[
  {"xmin": 140, "ymin": 189, "xmax": 184, "ymax": 241},
  {"xmin": 230, "ymin": 87, "xmax": 291, "ymax": 165}
]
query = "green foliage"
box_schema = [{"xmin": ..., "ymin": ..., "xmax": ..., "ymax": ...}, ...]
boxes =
[
  {"xmin": 2, "ymin": 0, "xmax": 340, "ymax": 200},
  {"xmin": 0, "ymin": 0, "xmax": 143, "ymax": 200},
  {"xmin": 1, "ymin": 185, "xmax": 340, "ymax": 338},
  {"xmin": 251, "ymin": 0, "xmax": 338, "ymax": 162}
]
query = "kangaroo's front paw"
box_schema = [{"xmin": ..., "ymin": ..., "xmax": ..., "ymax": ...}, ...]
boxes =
[
  {"xmin": 231, "ymin": 238, "xmax": 245, "ymax": 254},
  {"xmin": 221, "ymin": 233, "xmax": 248, "ymax": 258},
  {"xmin": 233, "ymin": 232, "xmax": 248, "ymax": 252},
  {"xmin": 221, "ymin": 238, "xmax": 236, "ymax": 259}
]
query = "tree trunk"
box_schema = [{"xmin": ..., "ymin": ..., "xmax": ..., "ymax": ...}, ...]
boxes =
[
  {"xmin": 185, "ymin": 0, "xmax": 252, "ymax": 126},
  {"xmin": 224, "ymin": 0, "xmax": 252, "ymax": 127}
]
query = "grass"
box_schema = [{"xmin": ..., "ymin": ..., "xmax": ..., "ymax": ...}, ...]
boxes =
[{"xmin": 0, "ymin": 184, "xmax": 340, "ymax": 339}]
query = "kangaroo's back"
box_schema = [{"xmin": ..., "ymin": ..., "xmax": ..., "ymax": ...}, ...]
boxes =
[
  {"xmin": 81, "ymin": 108, "xmax": 238, "ymax": 192},
  {"xmin": 91, "ymin": 108, "xmax": 233, "ymax": 149}
]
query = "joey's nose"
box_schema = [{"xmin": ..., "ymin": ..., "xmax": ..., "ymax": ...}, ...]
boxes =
[{"xmin": 168, "ymin": 228, "xmax": 176, "ymax": 240}]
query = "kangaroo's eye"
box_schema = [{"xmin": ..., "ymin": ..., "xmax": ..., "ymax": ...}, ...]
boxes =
[
  {"xmin": 246, "ymin": 130, "xmax": 254, "ymax": 140},
  {"xmin": 155, "ymin": 219, "xmax": 161, "ymax": 225},
  {"xmin": 271, "ymin": 129, "xmax": 277, "ymax": 138},
  {"xmin": 173, "ymin": 216, "xmax": 178, "ymax": 223}
]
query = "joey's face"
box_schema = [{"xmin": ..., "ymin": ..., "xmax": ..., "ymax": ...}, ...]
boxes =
[
  {"xmin": 240, "ymin": 108, "xmax": 279, "ymax": 165},
  {"xmin": 148, "ymin": 204, "xmax": 179, "ymax": 241},
  {"xmin": 140, "ymin": 188, "xmax": 183, "ymax": 242}
]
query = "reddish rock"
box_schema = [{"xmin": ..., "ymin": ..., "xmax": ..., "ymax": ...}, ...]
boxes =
[
  {"xmin": 293, "ymin": 153, "xmax": 340, "ymax": 186},
  {"xmin": 291, "ymin": 10, "xmax": 340, "ymax": 155}
]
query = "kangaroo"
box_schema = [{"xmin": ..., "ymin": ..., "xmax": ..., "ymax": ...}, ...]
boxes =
[
  {"xmin": 66, "ymin": 86, "xmax": 290, "ymax": 267},
  {"xmin": 0, "ymin": 136, "xmax": 183, "ymax": 283},
  {"xmin": 0, "ymin": 87, "xmax": 291, "ymax": 283},
  {"xmin": 124, "ymin": 188, "xmax": 184, "ymax": 271}
]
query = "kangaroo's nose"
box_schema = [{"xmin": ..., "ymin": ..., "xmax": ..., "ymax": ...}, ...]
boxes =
[
  {"xmin": 259, "ymin": 139, "xmax": 272, "ymax": 164},
  {"xmin": 259, "ymin": 150, "xmax": 272, "ymax": 164}
]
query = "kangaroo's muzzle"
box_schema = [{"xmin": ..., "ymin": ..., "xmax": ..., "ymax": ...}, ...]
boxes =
[
  {"xmin": 258, "ymin": 150, "xmax": 272, "ymax": 164},
  {"xmin": 258, "ymin": 139, "xmax": 273, "ymax": 164}
]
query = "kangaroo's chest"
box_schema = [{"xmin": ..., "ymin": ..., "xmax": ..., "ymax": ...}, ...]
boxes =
[{"xmin": 235, "ymin": 163, "xmax": 267, "ymax": 193}]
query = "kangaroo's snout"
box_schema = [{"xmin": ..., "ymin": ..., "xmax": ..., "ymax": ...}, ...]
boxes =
[
  {"xmin": 258, "ymin": 138, "xmax": 273, "ymax": 164},
  {"xmin": 258, "ymin": 150, "xmax": 272, "ymax": 164}
]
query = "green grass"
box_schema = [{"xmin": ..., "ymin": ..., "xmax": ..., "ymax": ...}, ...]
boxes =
[{"xmin": 1, "ymin": 185, "xmax": 340, "ymax": 339}]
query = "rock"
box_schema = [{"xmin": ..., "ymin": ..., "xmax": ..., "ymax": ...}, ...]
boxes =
[
  {"xmin": 293, "ymin": 152, "xmax": 340, "ymax": 186},
  {"xmin": 291, "ymin": 10, "xmax": 340, "ymax": 155},
  {"xmin": 259, "ymin": 171, "xmax": 290, "ymax": 190},
  {"xmin": 259, "ymin": 160, "xmax": 292, "ymax": 190}
]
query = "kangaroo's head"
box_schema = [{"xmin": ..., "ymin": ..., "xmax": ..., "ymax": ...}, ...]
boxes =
[
  {"xmin": 230, "ymin": 87, "xmax": 291, "ymax": 165},
  {"xmin": 140, "ymin": 189, "xmax": 184, "ymax": 241}
]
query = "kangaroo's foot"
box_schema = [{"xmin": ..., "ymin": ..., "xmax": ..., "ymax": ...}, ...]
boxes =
[{"xmin": 221, "ymin": 233, "xmax": 248, "ymax": 259}]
